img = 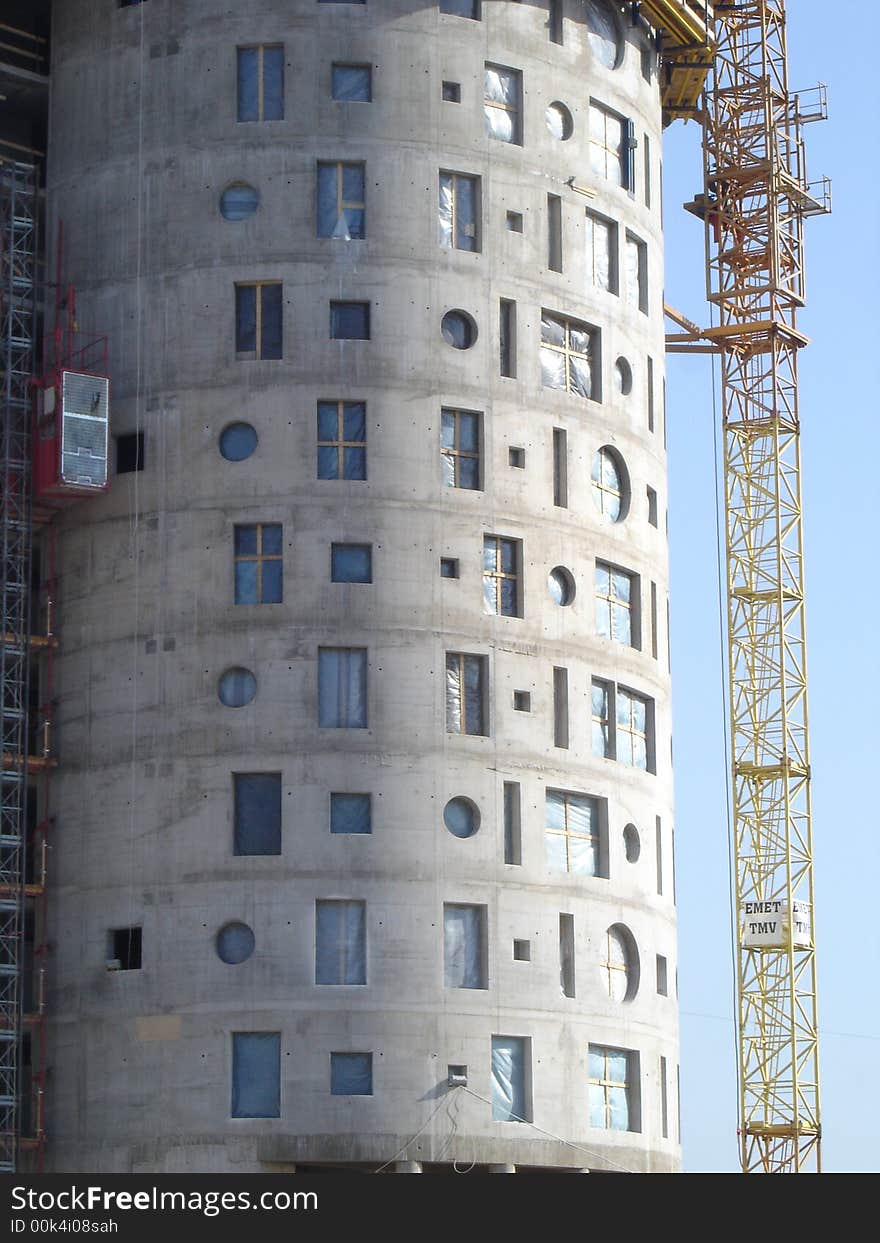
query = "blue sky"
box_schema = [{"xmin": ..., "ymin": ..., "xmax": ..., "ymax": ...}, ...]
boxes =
[{"xmin": 663, "ymin": 1, "xmax": 879, "ymax": 1172}]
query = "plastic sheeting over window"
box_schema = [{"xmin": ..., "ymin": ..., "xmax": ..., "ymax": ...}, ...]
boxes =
[
  {"xmin": 586, "ymin": 211, "xmax": 614, "ymax": 292},
  {"xmin": 317, "ymin": 401, "xmax": 366, "ymax": 481},
  {"xmin": 331, "ymin": 544, "xmax": 372, "ymax": 583},
  {"xmin": 441, "ymin": 409, "xmax": 481, "ymax": 489},
  {"xmin": 444, "ymin": 904, "xmax": 485, "ymax": 988},
  {"xmin": 589, "ymin": 101, "xmax": 624, "ymax": 185},
  {"xmin": 588, "ymin": 1045, "xmax": 632, "ymax": 1131},
  {"xmin": 315, "ymin": 900, "xmax": 366, "ymax": 984},
  {"xmin": 484, "ymin": 65, "xmax": 521, "ymax": 144},
  {"xmin": 218, "ymin": 666, "xmax": 257, "ymax": 708},
  {"xmin": 330, "ymin": 792, "xmax": 372, "ymax": 835},
  {"xmin": 445, "ymin": 652, "xmax": 486, "ymax": 735},
  {"xmin": 318, "ymin": 163, "xmax": 365, "ymax": 240},
  {"xmin": 591, "ymin": 446, "xmax": 626, "ymax": 521},
  {"xmin": 491, "ymin": 1036, "xmax": 528, "ymax": 1122},
  {"xmin": 235, "ymin": 283, "xmax": 282, "ymax": 360},
  {"xmin": 216, "ymin": 922, "xmax": 255, "ymax": 965},
  {"xmin": 234, "ymin": 773, "xmax": 282, "ymax": 856},
  {"xmin": 439, "ymin": 173, "xmax": 479, "ymax": 252},
  {"xmin": 331, "ymin": 301, "xmax": 370, "ymax": 339},
  {"xmin": 331, "ymin": 64, "xmax": 371, "ymax": 102},
  {"xmin": 545, "ymin": 788, "xmax": 601, "ymax": 876},
  {"xmin": 583, "ymin": 0, "xmax": 622, "ymax": 69},
  {"xmin": 604, "ymin": 926, "xmax": 634, "ymax": 1001},
  {"xmin": 482, "ymin": 535, "xmax": 519, "ymax": 616},
  {"xmin": 591, "ymin": 679, "xmax": 611, "ymax": 758},
  {"xmin": 617, "ymin": 688, "xmax": 648, "ymax": 769},
  {"xmin": 231, "ymin": 1033, "xmax": 280, "ymax": 1118},
  {"xmin": 595, "ymin": 562, "xmax": 633, "ymax": 646},
  {"xmin": 318, "ymin": 647, "xmax": 368, "ymax": 728},
  {"xmin": 330, "ymin": 1052, "xmax": 373, "ymax": 1095},
  {"xmin": 441, "ymin": 0, "xmax": 479, "ymax": 16},
  {"xmin": 220, "ymin": 183, "xmax": 259, "ymax": 222},
  {"xmin": 625, "ymin": 233, "xmax": 646, "ymax": 311},
  {"xmin": 540, "ymin": 312, "xmax": 595, "ymax": 399},
  {"xmin": 237, "ymin": 46, "xmax": 284, "ymax": 122}
]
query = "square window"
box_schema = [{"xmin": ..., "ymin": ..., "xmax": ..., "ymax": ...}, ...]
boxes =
[
  {"xmin": 491, "ymin": 1035, "xmax": 531, "ymax": 1122},
  {"xmin": 445, "ymin": 652, "xmax": 487, "ymax": 735},
  {"xmin": 231, "ymin": 1032, "xmax": 280, "ymax": 1118},
  {"xmin": 234, "ymin": 773, "xmax": 282, "ymax": 856},
  {"xmin": 508, "ymin": 446, "xmax": 525, "ymax": 468},
  {"xmin": 234, "ymin": 523, "xmax": 283, "ymax": 604},
  {"xmin": 109, "ymin": 927, "xmax": 141, "ymax": 970},
  {"xmin": 513, "ymin": 691, "xmax": 530, "ymax": 712},
  {"xmin": 330, "ymin": 301, "xmax": 370, "ymax": 339},
  {"xmin": 116, "ymin": 431, "xmax": 144, "ymax": 474},
  {"xmin": 442, "ymin": 81, "xmax": 461, "ymax": 103},
  {"xmin": 317, "ymin": 400, "xmax": 366, "ymax": 481},
  {"xmin": 443, "ymin": 904, "xmax": 487, "ymax": 989},
  {"xmin": 506, "ymin": 211, "xmax": 523, "ymax": 232},
  {"xmin": 318, "ymin": 163, "xmax": 366, "ymax": 239},
  {"xmin": 441, "ymin": 408, "xmax": 482, "ymax": 490},
  {"xmin": 235, "ymin": 282, "xmax": 282, "ymax": 359},
  {"xmin": 448, "ymin": 1064, "xmax": 468, "ymax": 1086},
  {"xmin": 331, "ymin": 543, "xmax": 372, "ymax": 583},
  {"xmin": 540, "ymin": 310, "xmax": 599, "ymax": 401},
  {"xmin": 513, "ymin": 939, "xmax": 530, "ymax": 961},
  {"xmin": 237, "ymin": 46, "xmax": 284, "ymax": 122},
  {"xmin": 318, "ymin": 647, "xmax": 368, "ymax": 728},
  {"xmin": 330, "ymin": 792, "xmax": 372, "ymax": 835},
  {"xmin": 331, "ymin": 64, "xmax": 371, "ymax": 101},
  {"xmin": 316, "ymin": 899, "xmax": 366, "ymax": 985},
  {"xmin": 440, "ymin": 557, "xmax": 459, "ymax": 579},
  {"xmin": 330, "ymin": 1052, "xmax": 373, "ymax": 1095}
]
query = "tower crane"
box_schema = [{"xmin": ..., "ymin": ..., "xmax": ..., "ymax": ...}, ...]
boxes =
[{"xmin": 648, "ymin": 0, "xmax": 829, "ymax": 1172}]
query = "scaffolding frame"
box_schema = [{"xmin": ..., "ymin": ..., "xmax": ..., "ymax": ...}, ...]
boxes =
[
  {"xmin": 702, "ymin": 0, "xmax": 825, "ymax": 1173},
  {"xmin": 0, "ymin": 158, "xmax": 36, "ymax": 1174}
]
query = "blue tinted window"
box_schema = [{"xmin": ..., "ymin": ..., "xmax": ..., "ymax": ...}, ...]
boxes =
[
  {"xmin": 331, "ymin": 544, "xmax": 372, "ymax": 583},
  {"xmin": 318, "ymin": 648, "xmax": 368, "ymax": 728},
  {"xmin": 330, "ymin": 793, "xmax": 372, "ymax": 835},
  {"xmin": 218, "ymin": 667, "xmax": 257, "ymax": 707},
  {"xmin": 216, "ymin": 922, "xmax": 255, "ymax": 964},
  {"xmin": 331, "ymin": 1052, "xmax": 373, "ymax": 1095},
  {"xmin": 220, "ymin": 184, "xmax": 259, "ymax": 221},
  {"xmin": 237, "ymin": 46, "xmax": 283, "ymax": 122},
  {"xmin": 332, "ymin": 65, "xmax": 372, "ymax": 102},
  {"xmin": 444, "ymin": 797, "xmax": 479, "ymax": 838},
  {"xmin": 330, "ymin": 302, "xmax": 370, "ymax": 339},
  {"xmin": 234, "ymin": 524, "xmax": 282, "ymax": 604},
  {"xmin": 219, "ymin": 423, "xmax": 258, "ymax": 462},
  {"xmin": 231, "ymin": 1033, "xmax": 280, "ymax": 1117},
  {"xmin": 234, "ymin": 773, "xmax": 281, "ymax": 855},
  {"xmin": 316, "ymin": 900, "xmax": 366, "ymax": 985},
  {"xmin": 318, "ymin": 402, "xmax": 367, "ymax": 480}
]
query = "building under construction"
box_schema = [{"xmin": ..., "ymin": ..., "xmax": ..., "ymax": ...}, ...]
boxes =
[{"xmin": 0, "ymin": 0, "xmax": 825, "ymax": 1175}]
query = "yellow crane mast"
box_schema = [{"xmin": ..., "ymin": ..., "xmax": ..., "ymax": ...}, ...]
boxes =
[{"xmin": 648, "ymin": 0, "xmax": 829, "ymax": 1172}]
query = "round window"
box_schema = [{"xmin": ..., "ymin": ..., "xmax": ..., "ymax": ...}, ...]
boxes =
[
  {"xmin": 614, "ymin": 357, "xmax": 633, "ymax": 396},
  {"xmin": 545, "ymin": 102, "xmax": 574, "ymax": 141},
  {"xmin": 443, "ymin": 797, "xmax": 480, "ymax": 839},
  {"xmin": 603, "ymin": 924, "xmax": 639, "ymax": 1002},
  {"xmin": 217, "ymin": 667, "xmax": 257, "ymax": 708},
  {"xmin": 441, "ymin": 310, "xmax": 477, "ymax": 350},
  {"xmin": 216, "ymin": 922, "xmax": 255, "ymax": 964},
  {"xmin": 623, "ymin": 823, "xmax": 640, "ymax": 863},
  {"xmin": 548, "ymin": 567, "xmax": 575, "ymax": 606},
  {"xmin": 584, "ymin": 0, "xmax": 623, "ymax": 70},
  {"xmin": 219, "ymin": 182, "xmax": 259, "ymax": 221},
  {"xmin": 591, "ymin": 446, "xmax": 629, "ymax": 523},
  {"xmin": 219, "ymin": 422, "xmax": 258, "ymax": 462}
]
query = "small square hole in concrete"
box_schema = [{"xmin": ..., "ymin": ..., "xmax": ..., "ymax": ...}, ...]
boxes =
[{"xmin": 513, "ymin": 940, "xmax": 530, "ymax": 961}]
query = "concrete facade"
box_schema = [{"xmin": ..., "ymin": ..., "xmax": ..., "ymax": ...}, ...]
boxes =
[{"xmin": 44, "ymin": 0, "xmax": 678, "ymax": 1172}]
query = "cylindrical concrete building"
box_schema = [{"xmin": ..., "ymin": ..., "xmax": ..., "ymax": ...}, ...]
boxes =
[{"xmin": 44, "ymin": 0, "xmax": 677, "ymax": 1172}]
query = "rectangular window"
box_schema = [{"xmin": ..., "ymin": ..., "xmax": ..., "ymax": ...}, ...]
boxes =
[
  {"xmin": 650, "ymin": 581, "xmax": 658, "ymax": 659},
  {"xmin": 591, "ymin": 679, "xmax": 612, "ymax": 759},
  {"xmin": 553, "ymin": 666, "xmax": 569, "ymax": 749},
  {"xmin": 625, "ymin": 231, "xmax": 648, "ymax": 313},
  {"xmin": 647, "ymin": 485, "xmax": 658, "ymax": 527},
  {"xmin": 484, "ymin": 64, "xmax": 522, "ymax": 145},
  {"xmin": 589, "ymin": 101, "xmax": 626, "ymax": 186},
  {"xmin": 110, "ymin": 927, "xmax": 142, "ymax": 971},
  {"xmin": 491, "ymin": 1036, "xmax": 531, "ymax": 1122},
  {"xmin": 644, "ymin": 133, "xmax": 652, "ymax": 207},
  {"xmin": 231, "ymin": 1033, "xmax": 280, "ymax": 1118},
  {"xmin": 235, "ymin": 282, "xmax": 282, "ymax": 359},
  {"xmin": 445, "ymin": 652, "xmax": 487, "ymax": 736},
  {"xmin": 585, "ymin": 210, "xmax": 617, "ymax": 293},
  {"xmin": 552, "ymin": 428, "xmax": 568, "ymax": 507},
  {"xmin": 439, "ymin": 172, "xmax": 480, "ymax": 252},
  {"xmin": 617, "ymin": 687, "xmax": 650, "ymax": 769},
  {"xmin": 656, "ymin": 954, "xmax": 668, "ymax": 997},
  {"xmin": 331, "ymin": 543, "xmax": 372, "ymax": 583},
  {"xmin": 589, "ymin": 1045, "xmax": 638, "ymax": 1132},
  {"xmin": 559, "ymin": 913, "xmax": 575, "ymax": 998},
  {"xmin": 237, "ymin": 45, "xmax": 283, "ymax": 122},
  {"xmin": 647, "ymin": 355, "xmax": 655, "ymax": 431},
  {"xmin": 441, "ymin": 0, "xmax": 480, "ymax": 15},
  {"xmin": 441, "ymin": 408, "xmax": 481, "ymax": 490},
  {"xmin": 330, "ymin": 792, "xmax": 372, "ymax": 835},
  {"xmin": 315, "ymin": 899, "xmax": 366, "ymax": 985},
  {"xmin": 116, "ymin": 432, "xmax": 144, "ymax": 474},
  {"xmin": 545, "ymin": 788, "xmax": 603, "ymax": 876},
  {"xmin": 234, "ymin": 523, "xmax": 283, "ymax": 604},
  {"xmin": 331, "ymin": 64, "xmax": 371, "ymax": 102},
  {"xmin": 506, "ymin": 210, "xmax": 523, "ymax": 232},
  {"xmin": 594, "ymin": 561, "xmax": 636, "ymax": 648},
  {"xmin": 330, "ymin": 301, "xmax": 370, "ymax": 339},
  {"xmin": 656, "ymin": 815, "xmax": 663, "ymax": 896},
  {"xmin": 318, "ymin": 647, "xmax": 368, "ymax": 728},
  {"xmin": 443, "ymin": 903, "xmax": 487, "ymax": 989},
  {"xmin": 547, "ymin": 194, "xmax": 562, "ymax": 272},
  {"xmin": 499, "ymin": 299, "xmax": 516, "ymax": 378},
  {"xmin": 549, "ymin": 0, "xmax": 563, "ymax": 44},
  {"xmin": 482, "ymin": 535, "xmax": 520, "ymax": 617},
  {"xmin": 330, "ymin": 1052, "xmax": 373, "ymax": 1095},
  {"xmin": 317, "ymin": 162, "xmax": 366, "ymax": 240},
  {"xmin": 660, "ymin": 1055, "xmax": 669, "ymax": 1138},
  {"xmin": 503, "ymin": 781, "xmax": 521, "ymax": 865},
  {"xmin": 234, "ymin": 773, "xmax": 282, "ymax": 855},
  {"xmin": 540, "ymin": 311, "xmax": 599, "ymax": 400},
  {"xmin": 317, "ymin": 400, "xmax": 366, "ymax": 481}
]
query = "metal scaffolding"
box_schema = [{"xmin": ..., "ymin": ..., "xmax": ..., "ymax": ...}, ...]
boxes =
[{"xmin": 0, "ymin": 158, "xmax": 36, "ymax": 1174}]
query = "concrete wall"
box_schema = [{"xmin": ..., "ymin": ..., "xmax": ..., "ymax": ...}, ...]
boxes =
[{"xmin": 44, "ymin": 0, "xmax": 679, "ymax": 1172}]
